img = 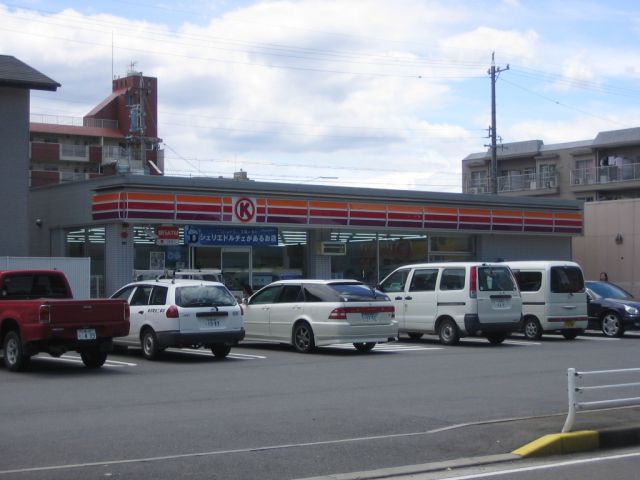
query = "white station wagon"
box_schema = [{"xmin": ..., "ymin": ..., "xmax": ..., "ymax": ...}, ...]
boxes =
[
  {"xmin": 242, "ymin": 280, "xmax": 398, "ymax": 353},
  {"xmin": 111, "ymin": 279, "xmax": 244, "ymax": 359}
]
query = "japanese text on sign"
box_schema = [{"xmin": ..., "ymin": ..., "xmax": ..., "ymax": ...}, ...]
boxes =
[{"xmin": 184, "ymin": 225, "xmax": 278, "ymax": 246}]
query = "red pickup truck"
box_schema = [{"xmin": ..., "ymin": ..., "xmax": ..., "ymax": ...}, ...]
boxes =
[{"xmin": 0, "ymin": 270, "xmax": 130, "ymax": 372}]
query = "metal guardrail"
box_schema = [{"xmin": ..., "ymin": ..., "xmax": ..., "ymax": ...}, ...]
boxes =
[{"xmin": 562, "ymin": 367, "xmax": 640, "ymax": 432}]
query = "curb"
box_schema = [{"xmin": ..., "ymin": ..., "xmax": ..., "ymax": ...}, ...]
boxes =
[{"xmin": 512, "ymin": 426, "xmax": 640, "ymax": 458}]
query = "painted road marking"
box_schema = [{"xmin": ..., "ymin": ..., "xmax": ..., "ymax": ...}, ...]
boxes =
[
  {"xmin": 170, "ymin": 347, "xmax": 266, "ymax": 360},
  {"xmin": 34, "ymin": 354, "xmax": 137, "ymax": 368},
  {"xmin": 326, "ymin": 343, "xmax": 443, "ymax": 352}
]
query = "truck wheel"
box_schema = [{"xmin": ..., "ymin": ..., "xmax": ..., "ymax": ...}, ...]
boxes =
[
  {"xmin": 141, "ymin": 328, "xmax": 161, "ymax": 360},
  {"xmin": 211, "ymin": 345, "xmax": 231, "ymax": 358},
  {"xmin": 486, "ymin": 333, "xmax": 507, "ymax": 345},
  {"xmin": 80, "ymin": 349, "xmax": 108, "ymax": 368},
  {"xmin": 523, "ymin": 318, "xmax": 543, "ymax": 340},
  {"xmin": 3, "ymin": 331, "xmax": 30, "ymax": 372},
  {"xmin": 438, "ymin": 319, "xmax": 460, "ymax": 346}
]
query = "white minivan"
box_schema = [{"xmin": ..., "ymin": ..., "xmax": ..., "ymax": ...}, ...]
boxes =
[
  {"xmin": 505, "ymin": 260, "xmax": 587, "ymax": 340},
  {"xmin": 378, "ymin": 262, "xmax": 522, "ymax": 345}
]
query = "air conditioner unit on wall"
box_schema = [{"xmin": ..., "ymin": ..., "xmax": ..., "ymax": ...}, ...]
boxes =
[{"xmin": 319, "ymin": 241, "xmax": 347, "ymax": 256}]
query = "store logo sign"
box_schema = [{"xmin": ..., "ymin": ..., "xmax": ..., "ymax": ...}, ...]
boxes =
[
  {"xmin": 156, "ymin": 225, "xmax": 180, "ymax": 245},
  {"xmin": 234, "ymin": 197, "xmax": 256, "ymax": 223}
]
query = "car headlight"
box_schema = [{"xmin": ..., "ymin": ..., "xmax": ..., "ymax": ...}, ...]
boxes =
[{"xmin": 624, "ymin": 305, "xmax": 639, "ymax": 315}]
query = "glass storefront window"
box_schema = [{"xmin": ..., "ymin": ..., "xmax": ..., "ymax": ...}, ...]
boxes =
[
  {"xmin": 429, "ymin": 236, "xmax": 475, "ymax": 262},
  {"xmin": 329, "ymin": 232, "xmax": 428, "ymax": 285},
  {"xmin": 251, "ymin": 231, "xmax": 307, "ymax": 290},
  {"xmin": 65, "ymin": 227, "xmax": 105, "ymax": 297}
]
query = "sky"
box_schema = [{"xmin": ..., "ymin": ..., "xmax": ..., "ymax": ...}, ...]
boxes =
[{"xmin": 1, "ymin": 0, "xmax": 640, "ymax": 192}]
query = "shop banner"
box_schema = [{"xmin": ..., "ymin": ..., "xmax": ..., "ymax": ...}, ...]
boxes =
[{"xmin": 184, "ymin": 225, "xmax": 278, "ymax": 246}]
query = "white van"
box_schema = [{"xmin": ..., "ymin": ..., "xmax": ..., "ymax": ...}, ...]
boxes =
[
  {"xmin": 505, "ymin": 260, "xmax": 587, "ymax": 340},
  {"xmin": 378, "ymin": 262, "xmax": 522, "ymax": 345}
]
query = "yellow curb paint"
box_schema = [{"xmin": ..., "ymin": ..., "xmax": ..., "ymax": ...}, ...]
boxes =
[{"xmin": 512, "ymin": 431, "xmax": 599, "ymax": 457}]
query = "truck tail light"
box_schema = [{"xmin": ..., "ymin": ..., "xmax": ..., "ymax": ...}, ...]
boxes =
[
  {"xmin": 39, "ymin": 304, "xmax": 51, "ymax": 324},
  {"xmin": 470, "ymin": 266, "xmax": 477, "ymax": 298},
  {"xmin": 166, "ymin": 305, "xmax": 179, "ymax": 318}
]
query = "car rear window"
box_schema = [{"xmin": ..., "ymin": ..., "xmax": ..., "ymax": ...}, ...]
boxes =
[
  {"xmin": 1, "ymin": 273, "xmax": 69, "ymax": 299},
  {"xmin": 175, "ymin": 285, "xmax": 237, "ymax": 307},
  {"xmin": 478, "ymin": 267, "xmax": 516, "ymax": 292},
  {"xmin": 512, "ymin": 271, "xmax": 542, "ymax": 292},
  {"xmin": 551, "ymin": 266, "xmax": 584, "ymax": 294},
  {"xmin": 327, "ymin": 282, "xmax": 387, "ymax": 302}
]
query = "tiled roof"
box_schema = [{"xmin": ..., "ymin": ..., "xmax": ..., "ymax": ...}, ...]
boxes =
[
  {"xmin": 0, "ymin": 55, "xmax": 60, "ymax": 91},
  {"xmin": 30, "ymin": 122, "xmax": 125, "ymax": 139}
]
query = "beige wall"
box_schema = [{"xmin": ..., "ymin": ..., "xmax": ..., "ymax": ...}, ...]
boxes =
[{"xmin": 573, "ymin": 199, "xmax": 640, "ymax": 296}]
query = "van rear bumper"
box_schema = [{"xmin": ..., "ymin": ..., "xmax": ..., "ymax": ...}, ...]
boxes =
[{"xmin": 464, "ymin": 314, "xmax": 523, "ymax": 335}]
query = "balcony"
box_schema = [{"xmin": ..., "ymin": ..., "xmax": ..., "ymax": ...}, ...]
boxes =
[
  {"xmin": 30, "ymin": 142, "xmax": 90, "ymax": 162},
  {"xmin": 571, "ymin": 163, "xmax": 640, "ymax": 187},
  {"xmin": 30, "ymin": 170, "xmax": 92, "ymax": 187},
  {"xmin": 464, "ymin": 172, "xmax": 558, "ymax": 195},
  {"xmin": 30, "ymin": 113, "xmax": 118, "ymax": 130}
]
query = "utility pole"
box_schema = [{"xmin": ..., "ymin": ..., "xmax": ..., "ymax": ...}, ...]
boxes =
[{"xmin": 488, "ymin": 52, "xmax": 509, "ymax": 194}]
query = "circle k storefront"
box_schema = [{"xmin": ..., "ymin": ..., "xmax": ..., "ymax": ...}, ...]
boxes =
[{"xmin": 29, "ymin": 175, "xmax": 583, "ymax": 297}]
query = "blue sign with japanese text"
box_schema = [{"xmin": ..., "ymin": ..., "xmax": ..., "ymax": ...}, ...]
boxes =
[{"xmin": 184, "ymin": 225, "xmax": 278, "ymax": 246}]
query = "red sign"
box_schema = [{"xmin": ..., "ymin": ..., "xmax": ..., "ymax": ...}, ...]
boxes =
[
  {"xmin": 234, "ymin": 197, "xmax": 256, "ymax": 223},
  {"xmin": 156, "ymin": 225, "xmax": 180, "ymax": 245}
]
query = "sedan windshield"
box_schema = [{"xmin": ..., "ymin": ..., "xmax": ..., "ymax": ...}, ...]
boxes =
[
  {"xmin": 175, "ymin": 285, "xmax": 237, "ymax": 307},
  {"xmin": 587, "ymin": 281, "xmax": 634, "ymax": 300}
]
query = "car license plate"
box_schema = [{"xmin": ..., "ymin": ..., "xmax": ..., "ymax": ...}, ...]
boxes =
[
  {"xmin": 564, "ymin": 320, "xmax": 575, "ymax": 328},
  {"xmin": 201, "ymin": 319, "xmax": 221, "ymax": 327},
  {"xmin": 77, "ymin": 328, "xmax": 96, "ymax": 340},
  {"xmin": 362, "ymin": 313, "xmax": 377, "ymax": 322},
  {"xmin": 492, "ymin": 300, "xmax": 508, "ymax": 309}
]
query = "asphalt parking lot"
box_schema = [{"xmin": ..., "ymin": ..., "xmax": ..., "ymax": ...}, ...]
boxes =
[{"xmin": 2, "ymin": 331, "xmax": 640, "ymax": 480}]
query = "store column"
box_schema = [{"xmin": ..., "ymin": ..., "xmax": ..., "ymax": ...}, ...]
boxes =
[
  {"xmin": 105, "ymin": 222, "xmax": 135, "ymax": 296},
  {"xmin": 308, "ymin": 230, "xmax": 331, "ymax": 279}
]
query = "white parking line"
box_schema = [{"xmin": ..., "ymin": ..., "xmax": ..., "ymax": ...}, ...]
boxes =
[
  {"xmin": 460, "ymin": 337, "xmax": 541, "ymax": 346},
  {"xmin": 35, "ymin": 355, "xmax": 137, "ymax": 368},
  {"xmin": 170, "ymin": 348, "xmax": 266, "ymax": 360},
  {"xmin": 326, "ymin": 343, "xmax": 442, "ymax": 352},
  {"xmin": 578, "ymin": 335, "xmax": 620, "ymax": 341}
]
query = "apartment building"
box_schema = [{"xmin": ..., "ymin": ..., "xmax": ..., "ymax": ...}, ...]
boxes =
[
  {"xmin": 462, "ymin": 127, "xmax": 640, "ymax": 295},
  {"xmin": 29, "ymin": 67, "xmax": 164, "ymax": 187},
  {"xmin": 461, "ymin": 127, "xmax": 640, "ymax": 202}
]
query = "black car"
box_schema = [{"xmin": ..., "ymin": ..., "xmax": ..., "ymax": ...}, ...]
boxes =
[{"xmin": 585, "ymin": 281, "xmax": 640, "ymax": 337}]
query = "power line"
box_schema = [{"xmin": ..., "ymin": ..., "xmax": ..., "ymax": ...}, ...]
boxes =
[
  {"xmin": 160, "ymin": 153, "xmax": 465, "ymax": 177},
  {"xmin": 498, "ymin": 77, "xmax": 632, "ymax": 128}
]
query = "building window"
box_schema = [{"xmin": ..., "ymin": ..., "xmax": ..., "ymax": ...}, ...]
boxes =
[{"xmin": 470, "ymin": 170, "xmax": 488, "ymax": 193}]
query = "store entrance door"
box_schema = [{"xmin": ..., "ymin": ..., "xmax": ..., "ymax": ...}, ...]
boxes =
[{"xmin": 221, "ymin": 247, "xmax": 252, "ymax": 298}]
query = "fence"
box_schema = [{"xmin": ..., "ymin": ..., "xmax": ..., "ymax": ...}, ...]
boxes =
[{"xmin": 562, "ymin": 367, "xmax": 640, "ymax": 432}]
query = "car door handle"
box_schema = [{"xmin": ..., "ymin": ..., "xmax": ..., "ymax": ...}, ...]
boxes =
[
  {"xmin": 404, "ymin": 296, "xmax": 412, "ymax": 300},
  {"xmin": 138, "ymin": 310, "xmax": 144, "ymax": 315},
  {"xmin": 394, "ymin": 296, "xmax": 403, "ymax": 300},
  {"xmin": 562, "ymin": 305, "xmax": 577, "ymax": 310}
]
